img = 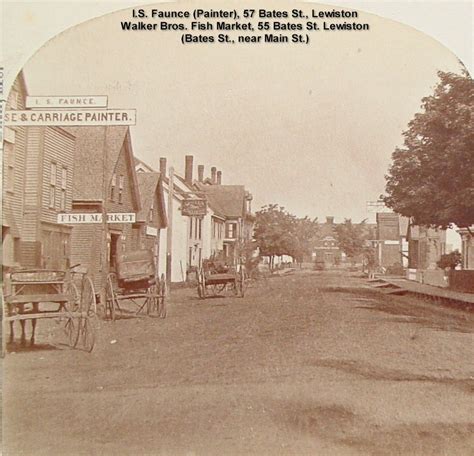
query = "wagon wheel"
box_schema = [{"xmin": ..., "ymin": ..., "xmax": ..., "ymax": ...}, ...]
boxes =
[
  {"xmin": 63, "ymin": 314, "xmax": 80, "ymax": 348},
  {"xmin": 106, "ymin": 273, "xmax": 118, "ymax": 321},
  {"xmin": 76, "ymin": 316, "xmax": 95, "ymax": 352},
  {"xmin": 81, "ymin": 276, "xmax": 97, "ymax": 317},
  {"xmin": 66, "ymin": 282, "xmax": 80, "ymax": 312},
  {"xmin": 145, "ymin": 284, "xmax": 157, "ymax": 315},
  {"xmin": 158, "ymin": 275, "xmax": 167, "ymax": 318}
]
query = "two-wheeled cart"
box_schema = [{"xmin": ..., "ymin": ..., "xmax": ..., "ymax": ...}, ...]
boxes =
[
  {"xmin": 2, "ymin": 268, "xmax": 96, "ymax": 353},
  {"xmin": 105, "ymin": 250, "xmax": 166, "ymax": 321},
  {"xmin": 196, "ymin": 261, "xmax": 247, "ymax": 299}
]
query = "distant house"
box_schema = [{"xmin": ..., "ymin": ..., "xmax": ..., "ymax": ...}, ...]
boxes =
[
  {"xmin": 313, "ymin": 217, "xmax": 342, "ymax": 266},
  {"xmin": 67, "ymin": 126, "xmax": 141, "ymax": 290},
  {"xmin": 407, "ymin": 225, "xmax": 446, "ymax": 271},
  {"xmin": 3, "ymin": 71, "xmax": 76, "ymax": 270},
  {"xmin": 374, "ymin": 213, "xmax": 409, "ymax": 270},
  {"xmin": 406, "ymin": 224, "xmax": 447, "ymax": 285},
  {"xmin": 195, "ymin": 173, "xmax": 254, "ymax": 265}
]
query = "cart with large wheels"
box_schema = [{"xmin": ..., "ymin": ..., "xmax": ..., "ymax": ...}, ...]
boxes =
[
  {"xmin": 2, "ymin": 267, "xmax": 96, "ymax": 353},
  {"xmin": 104, "ymin": 250, "xmax": 166, "ymax": 321},
  {"xmin": 196, "ymin": 261, "xmax": 248, "ymax": 299}
]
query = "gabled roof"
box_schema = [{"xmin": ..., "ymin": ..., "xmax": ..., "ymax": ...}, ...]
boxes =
[
  {"xmin": 135, "ymin": 157, "xmax": 156, "ymax": 173},
  {"xmin": 195, "ymin": 183, "xmax": 246, "ymax": 219},
  {"xmin": 66, "ymin": 126, "xmax": 140, "ymax": 210},
  {"xmin": 136, "ymin": 172, "xmax": 167, "ymax": 228}
]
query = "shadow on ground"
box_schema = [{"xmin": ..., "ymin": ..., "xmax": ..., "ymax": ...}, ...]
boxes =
[{"xmin": 277, "ymin": 400, "xmax": 474, "ymax": 455}]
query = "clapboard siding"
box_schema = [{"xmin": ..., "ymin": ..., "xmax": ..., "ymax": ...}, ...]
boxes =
[
  {"xmin": 71, "ymin": 224, "xmax": 102, "ymax": 290},
  {"xmin": 40, "ymin": 127, "xmax": 75, "ymax": 223},
  {"xmin": 23, "ymin": 127, "xmax": 42, "ymax": 209},
  {"xmin": 3, "ymin": 76, "xmax": 28, "ymax": 229}
]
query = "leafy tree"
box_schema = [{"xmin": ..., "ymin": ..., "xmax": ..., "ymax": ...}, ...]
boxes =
[
  {"xmin": 335, "ymin": 219, "xmax": 370, "ymax": 264},
  {"xmin": 384, "ymin": 71, "xmax": 474, "ymax": 232},
  {"xmin": 437, "ymin": 250, "xmax": 462, "ymax": 270},
  {"xmin": 254, "ymin": 205, "xmax": 319, "ymax": 267},
  {"xmin": 287, "ymin": 216, "xmax": 319, "ymax": 266},
  {"xmin": 254, "ymin": 205, "xmax": 295, "ymax": 267}
]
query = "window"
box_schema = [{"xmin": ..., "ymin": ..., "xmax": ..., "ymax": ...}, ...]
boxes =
[
  {"xmin": 118, "ymin": 175, "xmax": 124, "ymax": 203},
  {"xmin": 198, "ymin": 218, "xmax": 202, "ymax": 240},
  {"xmin": 149, "ymin": 201, "xmax": 154, "ymax": 222},
  {"xmin": 190, "ymin": 218, "xmax": 193, "ymax": 238},
  {"xmin": 110, "ymin": 173, "xmax": 116, "ymax": 201},
  {"xmin": 226, "ymin": 222, "xmax": 237, "ymax": 239},
  {"xmin": 4, "ymin": 142, "xmax": 15, "ymax": 192},
  {"xmin": 194, "ymin": 217, "xmax": 198, "ymax": 239},
  {"xmin": 49, "ymin": 162, "xmax": 57, "ymax": 208},
  {"xmin": 60, "ymin": 167, "xmax": 67, "ymax": 210}
]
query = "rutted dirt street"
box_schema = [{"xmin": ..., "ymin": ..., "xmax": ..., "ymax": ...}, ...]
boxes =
[{"xmin": 3, "ymin": 271, "xmax": 474, "ymax": 455}]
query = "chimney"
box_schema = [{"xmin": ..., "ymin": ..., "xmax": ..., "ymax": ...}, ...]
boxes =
[
  {"xmin": 198, "ymin": 165, "xmax": 204, "ymax": 183},
  {"xmin": 211, "ymin": 166, "xmax": 217, "ymax": 184},
  {"xmin": 216, "ymin": 170, "xmax": 222, "ymax": 185},
  {"xmin": 326, "ymin": 216, "xmax": 334, "ymax": 225},
  {"xmin": 185, "ymin": 155, "xmax": 193, "ymax": 184},
  {"xmin": 159, "ymin": 157, "xmax": 167, "ymax": 177}
]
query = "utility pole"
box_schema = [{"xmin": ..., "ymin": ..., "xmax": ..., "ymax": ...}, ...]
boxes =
[{"xmin": 166, "ymin": 167, "xmax": 174, "ymax": 296}]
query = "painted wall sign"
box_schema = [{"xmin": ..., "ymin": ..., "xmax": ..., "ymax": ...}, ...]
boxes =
[
  {"xmin": 5, "ymin": 109, "xmax": 136, "ymax": 126},
  {"xmin": 26, "ymin": 95, "xmax": 108, "ymax": 108},
  {"xmin": 57, "ymin": 213, "xmax": 136, "ymax": 224}
]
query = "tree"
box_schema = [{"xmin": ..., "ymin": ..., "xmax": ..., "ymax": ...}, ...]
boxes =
[
  {"xmin": 287, "ymin": 216, "xmax": 319, "ymax": 266},
  {"xmin": 384, "ymin": 71, "xmax": 474, "ymax": 232},
  {"xmin": 335, "ymin": 219, "xmax": 369, "ymax": 264},
  {"xmin": 254, "ymin": 205, "xmax": 319, "ymax": 267},
  {"xmin": 254, "ymin": 204, "xmax": 295, "ymax": 268}
]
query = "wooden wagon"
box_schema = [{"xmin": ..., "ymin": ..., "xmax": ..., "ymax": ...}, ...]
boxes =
[
  {"xmin": 196, "ymin": 260, "xmax": 248, "ymax": 299},
  {"xmin": 105, "ymin": 250, "xmax": 166, "ymax": 321},
  {"xmin": 2, "ymin": 268, "xmax": 96, "ymax": 353}
]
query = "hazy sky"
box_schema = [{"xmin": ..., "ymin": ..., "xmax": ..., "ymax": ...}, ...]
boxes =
[{"xmin": 10, "ymin": 1, "xmax": 467, "ymax": 222}]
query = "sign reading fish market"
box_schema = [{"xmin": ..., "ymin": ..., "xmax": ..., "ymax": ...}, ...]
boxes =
[
  {"xmin": 57, "ymin": 213, "xmax": 136, "ymax": 224},
  {"xmin": 5, "ymin": 109, "xmax": 136, "ymax": 126}
]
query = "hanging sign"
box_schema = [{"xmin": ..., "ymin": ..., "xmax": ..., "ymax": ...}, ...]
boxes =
[{"xmin": 181, "ymin": 199, "xmax": 207, "ymax": 217}]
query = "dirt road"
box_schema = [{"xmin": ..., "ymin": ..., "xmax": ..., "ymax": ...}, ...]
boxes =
[{"xmin": 3, "ymin": 271, "xmax": 474, "ymax": 455}]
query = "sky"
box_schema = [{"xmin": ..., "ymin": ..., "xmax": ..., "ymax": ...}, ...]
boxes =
[{"xmin": 3, "ymin": 1, "xmax": 471, "ymax": 231}]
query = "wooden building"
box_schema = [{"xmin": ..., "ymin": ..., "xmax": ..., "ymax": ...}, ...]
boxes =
[
  {"xmin": 3, "ymin": 71, "xmax": 76, "ymax": 270},
  {"xmin": 313, "ymin": 217, "xmax": 343, "ymax": 266},
  {"xmin": 67, "ymin": 126, "xmax": 141, "ymax": 290},
  {"xmin": 3, "ymin": 72, "xmax": 28, "ymax": 269},
  {"xmin": 135, "ymin": 172, "xmax": 167, "ymax": 273},
  {"xmin": 195, "ymin": 171, "xmax": 254, "ymax": 265}
]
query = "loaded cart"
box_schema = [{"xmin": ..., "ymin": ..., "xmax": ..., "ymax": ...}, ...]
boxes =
[
  {"xmin": 3, "ymin": 267, "xmax": 96, "ymax": 353},
  {"xmin": 105, "ymin": 250, "xmax": 166, "ymax": 321},
  {"xmin": 196, "ymin": 260, "xmax": 248, "ymax": 299}
]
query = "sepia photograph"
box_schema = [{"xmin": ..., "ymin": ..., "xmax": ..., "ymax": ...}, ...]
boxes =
[{"xmin": 2, "ymin": 0, "xmax": 473, "ymax": 454}]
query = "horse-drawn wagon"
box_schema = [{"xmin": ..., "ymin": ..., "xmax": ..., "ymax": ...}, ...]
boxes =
[
  {"xmin": 196, "ymin": 260, "xmax": 248, "ymax": 299},
  {"xmin": 3, "ymin": 266, "xmax": 96, "ymax": 353},
  {"xmin": 105, "ymin": 250, "xmax": 166, "ymax": 320}
]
